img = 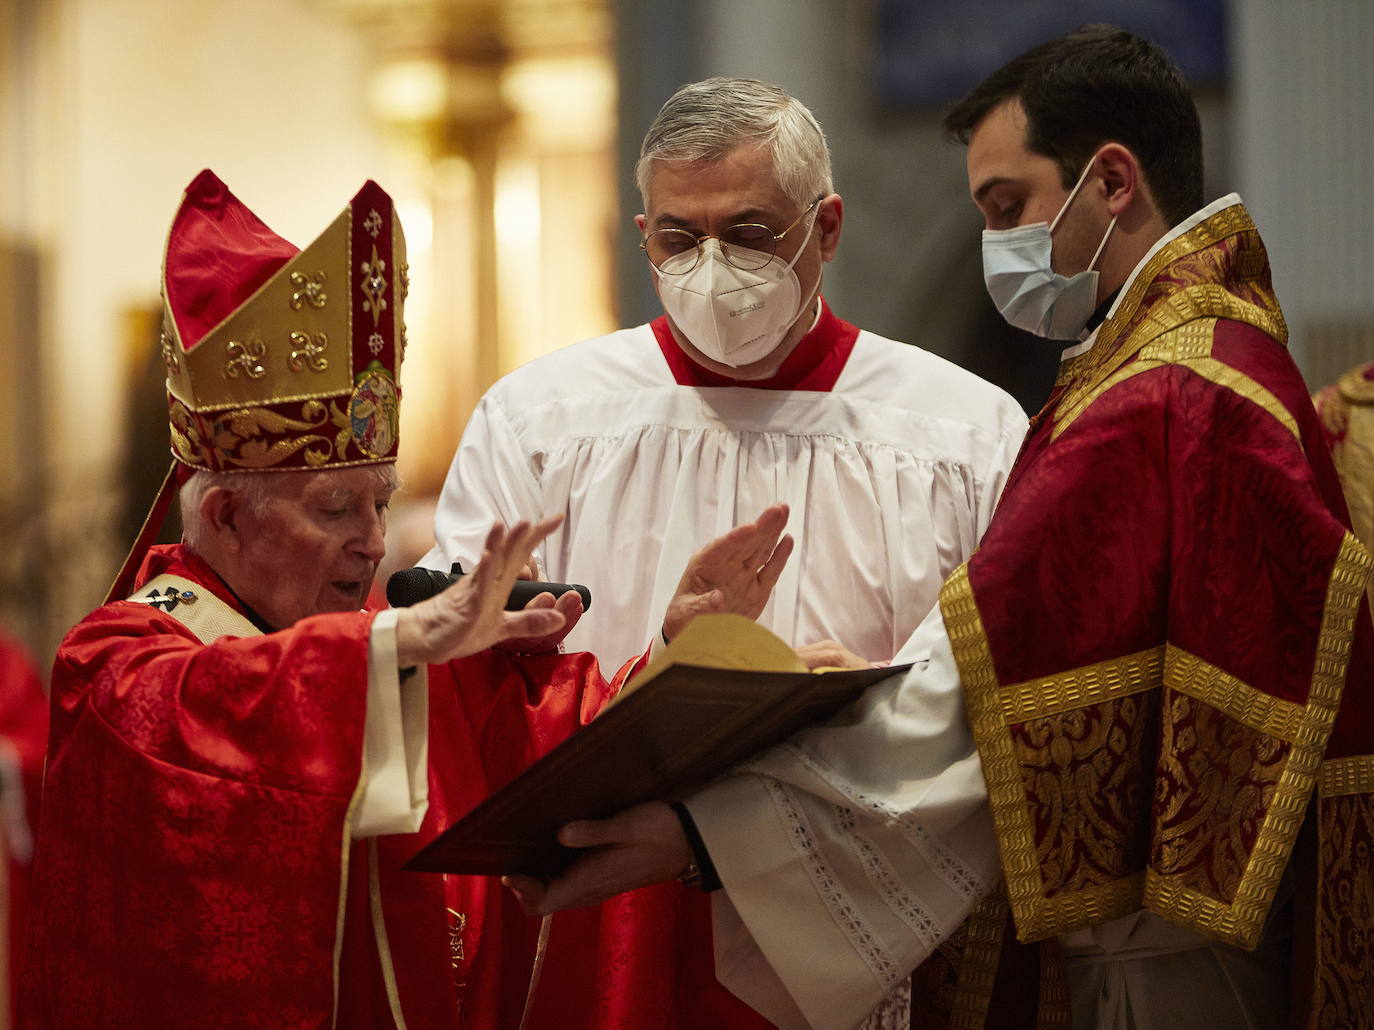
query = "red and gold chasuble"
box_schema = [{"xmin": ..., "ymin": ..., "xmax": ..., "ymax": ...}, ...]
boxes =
[
  {"xmin": 938, "ymin": 201, "xmax": 1374, "ymax": 1027},
  {"xmin": 21, "ymin": 545, "xmax": 625, "ymax": 1029}
]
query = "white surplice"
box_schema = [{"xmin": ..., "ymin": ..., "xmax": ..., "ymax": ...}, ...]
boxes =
[{"xmin": 423, "ymin": 306, "xmax": 1027, "ymax": 672}]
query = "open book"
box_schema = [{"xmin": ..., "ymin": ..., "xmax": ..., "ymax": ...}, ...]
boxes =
[{"xmin": 405, "ymin": 614, "xmax": 906, "ymax": 877}]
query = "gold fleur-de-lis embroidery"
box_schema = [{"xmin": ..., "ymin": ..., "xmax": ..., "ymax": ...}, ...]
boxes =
[
  {"xmin": 224, "ymin": 338, "xmax": 267, "ymax": 379},
  {"xmin": 360, "ymin": 245, "xmax": 388, "ymax": 327},
  {"xmin": 289, "ymin": 270, "xmax": 328, "ymax": 311},
  {"xmin": 364, "ymin": 209, "xmax": 383, "ymax": 238},
  {"xmin": 288, "ymin": 331, "xmax": 329, "ymax": 372},
  {"xmin": 160, "ymin": 325, "xmax": 180, "ymax": 372}
]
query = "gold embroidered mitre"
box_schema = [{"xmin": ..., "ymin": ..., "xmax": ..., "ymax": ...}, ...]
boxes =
[{"xmin": 160, "ymin": 170, "xmax": 408, "ymax": 473}]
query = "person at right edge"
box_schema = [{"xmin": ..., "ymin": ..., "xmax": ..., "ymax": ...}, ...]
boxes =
[{"xmin": 510, "ymin": 25, "xmax": 1374, "ymax": 1030}]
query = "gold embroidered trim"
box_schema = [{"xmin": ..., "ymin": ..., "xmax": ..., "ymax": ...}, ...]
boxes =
[
  {"xmin": 948, "ymin": 893, "xmax": 1006, "ymax": 1030},
  {"xmin": 999, "ymin": 648, "xmax": 1163, "ymax": 722},
  {"xmin": 1166, "ymin": 646, "xmax": 1320, "ymax": 744},
  {"xmin": 940, "ymin": 563, "xmax": 1048, "ymax": 929},
  {"xmin": 1174, "ymin": 357, "xmax": 1302, "ymax": 446},
  {"xmin": 940, "ymin": 566, "xmax": 1143, "ymax": 941},
  {"xmin": 1081, "ymin": 205, "xmax": 1264, "ymax": 379},
  {"xmin": 1146, "ymin": 533, "xmax": 1373, "ymax": 948},
  {"xmin": 941, "ymin": 533, "xmax": 1372, "ymax": 948},
  {"xmin": 1022, "ymin": 876, "xmax": 1143, "ymax": 943},
  {"xmin": 1051, "ymin": 362, "xmax": 1162, "ymax": 441},
  {"xmin": 1320, "ymin": 754, "xmax": 1374, "ymax": 798},
  {"xmin": 369, "ymin": 838, "xmax": 409, "ymax": 1029}
]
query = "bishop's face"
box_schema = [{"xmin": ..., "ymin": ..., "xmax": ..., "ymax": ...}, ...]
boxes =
[
  {"xmin": 965, "ymin": 98, "xmax": 1113, "ymax": 281},
  {"xmin": 636, "ymin": 143, "xmax": 838, "ymax": 379},
  {"xmin": 225, "ymin": 465, "xmax": 394, "ymax": 628}
]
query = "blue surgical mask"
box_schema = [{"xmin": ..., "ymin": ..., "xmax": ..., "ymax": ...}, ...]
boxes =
[{"xmin": 980, "ymin": 158, "xmax": 1117, "ymax": 340}]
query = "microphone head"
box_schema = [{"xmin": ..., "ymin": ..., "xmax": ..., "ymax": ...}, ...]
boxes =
[{"xmin": 386, "ymin": 566, "xmax": 456, "ymax": 608}]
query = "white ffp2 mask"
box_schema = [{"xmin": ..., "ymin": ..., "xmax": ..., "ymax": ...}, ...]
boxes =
[{"xmin": 657, "ymin": 215, "xmax": 816, "ymax": 368}]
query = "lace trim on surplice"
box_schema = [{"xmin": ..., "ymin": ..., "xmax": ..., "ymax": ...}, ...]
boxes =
[
  {"xmin": 763, "ymin": 742, "xmax": 990, "ymax": 903},
  {"xmin": 762, "ymin": 778, "xmax": 903, "ymax": 991}
]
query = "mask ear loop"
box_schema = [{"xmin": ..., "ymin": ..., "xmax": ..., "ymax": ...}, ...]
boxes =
[
  {"xmin": 1085, "ymin": 215, "xmax": 1118, "ymax": 272},
  {"xmin": 1049, "ymin": 156, "xmax": 1099, "ymax": 235},
  {"xmin": 1049, "ymin": 154, "xmax": 1118, "ymax": 274}
]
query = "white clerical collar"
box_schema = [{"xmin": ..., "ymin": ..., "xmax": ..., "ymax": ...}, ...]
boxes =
[{"xmin": 1059, "ymin": 192, "xmax": 1244, "ymax": 366}]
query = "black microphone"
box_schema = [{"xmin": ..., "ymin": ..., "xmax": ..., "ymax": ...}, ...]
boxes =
[{"xmin": 386, "ymin": 563, "xmax": 592, "ymax": 612}]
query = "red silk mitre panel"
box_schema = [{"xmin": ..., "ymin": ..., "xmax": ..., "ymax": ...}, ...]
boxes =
[{"xmin": 165, "ymin": 169, "xmax": 300, "ymax": 350}]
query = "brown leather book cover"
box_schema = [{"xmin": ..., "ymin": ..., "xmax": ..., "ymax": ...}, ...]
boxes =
[{"xmin": 405, "ymin": 616, "xmax": 907, "ymax": 877}]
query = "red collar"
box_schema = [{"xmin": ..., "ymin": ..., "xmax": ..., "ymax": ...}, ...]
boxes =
[{"xmin": 652, "ymin": 296, "xmax": 859, "ymax": 391}]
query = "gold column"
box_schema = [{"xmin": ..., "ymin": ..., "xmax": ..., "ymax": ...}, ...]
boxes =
[{"xmin": 326, "ymin": 0, "xmax": 617, "ymax": 497}]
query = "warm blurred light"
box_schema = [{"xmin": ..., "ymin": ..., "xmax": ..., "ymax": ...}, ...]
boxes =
[
  {"xmin": 502, "ymin": 55, "xmax": 616, "ymax": 146},
  {"xmin": 368, "ymin": 57, "xmax": 449, "ymax": 123},
  {"xmin": 495, "ymin": 158, "xmax": 542, "ymax": 372},
  {"xmin": 396, "ymin": 198, "xmax": 433, "ymax": 253}
]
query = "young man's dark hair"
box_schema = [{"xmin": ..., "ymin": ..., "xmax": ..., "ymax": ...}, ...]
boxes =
[{"xmin": 943, "ymin": 24, "xmax": 1203, "ymax": 226}]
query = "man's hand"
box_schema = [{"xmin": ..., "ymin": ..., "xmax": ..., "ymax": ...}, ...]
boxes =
[
  {"xmin": 396, "ymin": 518, "xmax": 567, "ymax": 666},
  {"xmin": 795, "ymin": 639, "xmax": 875, "ymax": 670},
  {"xmin": 662, "ymin": 504, "xmax": 794, "ymax": 642},
  {"xmin": 502, "ymin": 802, "xmax": 690, "ymax": 915},
  {"xmin": 493, "ymin": 588, "xmax": 585, "ymax": 654}
]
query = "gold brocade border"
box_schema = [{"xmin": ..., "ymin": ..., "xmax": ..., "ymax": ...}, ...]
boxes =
[
  {"xmin": 1053, "ymin": 311, "xmax": 1302, "ymax": 450},
  {"xmin": 1166, "ymin": 646, "xmax": 1319, "ymax": 744},
  {"xmin": 998, "ymin": 648, "xmax": 1163, "ymax": 722},
  {"xmin": 1320, "ymin": 754, "xmax": 1374, "ymax": 798},
  {"xmin": 948, "ymin": 893, "xmax": 1007, "ymax": 1030},
  {"xmin": 941, "ymin": 533, "xmax": 1372, "ymax": 947},
  {"xmin": 1064, "ymin": 205, "xmax": 1262, "ymax": 399},
  {"xmin": 1051, "ymin": 362, "xmax": 1162, "ymax": 440},
  {"xmin": 940, "ymin": 564, "xmax": 1145, "ymax": 941},
  {"xmin": 369, "ymin": 838, "xmax": 410, "ymax": 1029},
  {"xmin": 1146, "ymin": 533, "xmax": 1373, "ymax": 948},
  {"xmin": 1173, "ymin": 358, "xmax": 1303, "ymax": 447}
]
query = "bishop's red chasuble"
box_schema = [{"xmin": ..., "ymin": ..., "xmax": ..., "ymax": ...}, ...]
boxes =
[
  {"xmin": 937, "ymin": 200, "xmax": 1374, "ymax": 1027},
  {"xmin": 20, "ymin": 545, "xmax": 629, "ymax": 1028}
]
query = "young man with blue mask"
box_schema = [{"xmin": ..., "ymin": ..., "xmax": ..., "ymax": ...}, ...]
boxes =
[
  {"xmin": 423, "ymin": 76, "xmax": 1026, "ymax": 1027},
  {"xmin": 513, "ymin": 28, "xmax": 1374, "ymax": 1030}
]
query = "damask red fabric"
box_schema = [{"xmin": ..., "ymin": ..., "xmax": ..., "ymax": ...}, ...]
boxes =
[
  {"xmin": 0, "ymin": 631, "xmax": 49, "ymax": 1028},
  {"xmin": 21, "ymin": 544, "xmax": 765, "ymax": 1028},
  {"xmin": 22, "ymin": 545, "xmax": 374, "ymax": 1027},
  {"xmin": 943, "ymin": 203, "xmax": 1374, "ymax": 1027},
  {"xmin": 350, "ymin": 657, "xmax": 773, "ymax": 1029}
]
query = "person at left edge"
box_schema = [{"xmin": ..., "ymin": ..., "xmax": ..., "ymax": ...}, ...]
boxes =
[{"xmin": 18, "ymin": 171, "xmax": 793, "ymax": 1029}]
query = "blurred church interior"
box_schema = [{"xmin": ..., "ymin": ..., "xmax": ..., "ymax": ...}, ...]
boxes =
[{"xmin": 2, "ymin": 0, "xmax": 1372, "ymax": 668}]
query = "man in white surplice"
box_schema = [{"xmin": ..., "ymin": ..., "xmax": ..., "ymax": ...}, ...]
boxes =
[{"xmin": 422, "ymin": 76, "xmax": 1026, "ymax": 675}]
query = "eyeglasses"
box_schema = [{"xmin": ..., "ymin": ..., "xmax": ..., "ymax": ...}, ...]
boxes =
[{"xmin": 640, "ymin": 195, "xmax": 824, "ymax": 274}]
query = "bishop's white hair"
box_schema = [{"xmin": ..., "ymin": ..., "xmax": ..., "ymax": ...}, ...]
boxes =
[{"xmin": 179, "ymin": 464, "xmax": 399, "ymax": 554}]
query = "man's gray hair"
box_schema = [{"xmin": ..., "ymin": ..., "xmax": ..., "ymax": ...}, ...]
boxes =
[
  {"xmin": 179, "ymin": 464, "xmax": 399, "ymax": 553},
  {"xmin": 635, "ymin": 77, "xmax": 833, "ymax": 210}
]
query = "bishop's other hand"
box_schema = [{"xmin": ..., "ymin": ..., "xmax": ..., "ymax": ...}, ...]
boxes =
[
  {"xmin": 395, "ymin": 517, "xmax": 568, "ymax": 666},
  {"xmin": 662, "ymin": 504, "xmax": 794, "ymax": 642}
]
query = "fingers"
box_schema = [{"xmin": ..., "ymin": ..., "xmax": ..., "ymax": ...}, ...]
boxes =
[
  {"xmin": 501, "ymin": 874, "xmax": 546, "ymax": 915},
  {"xmin": 521, "ymin": 591, "xmax": 557, "ymax": 611},
  {"xmin": 499, "ymin": 608, "xmax": 566, "ymax": 641},
  {"xmin": 757, "ymin": 533, "xmax": 794, "ymax": 593},
  {"xmin": 557, "ymin": 818, "xmax": 615, "ymax": 849}
]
